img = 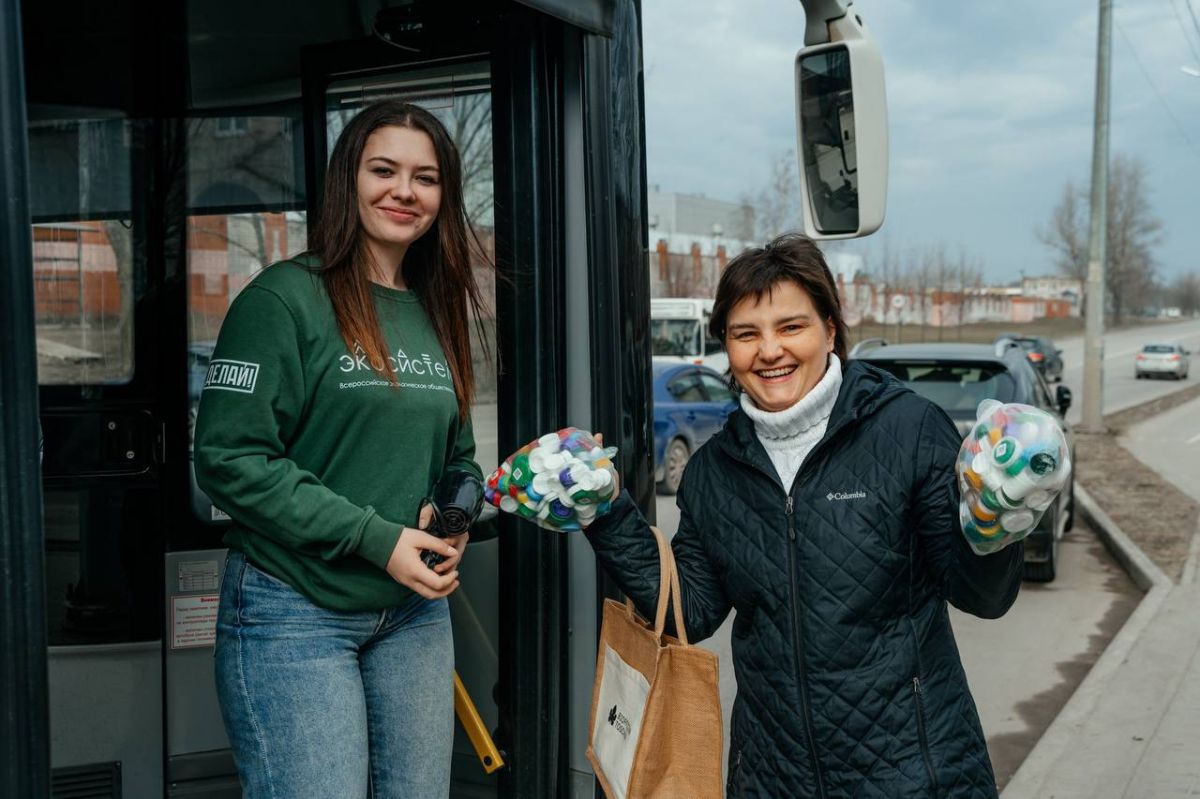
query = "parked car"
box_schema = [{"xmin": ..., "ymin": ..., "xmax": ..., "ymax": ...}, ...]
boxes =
[
  {"xmin": 1135, "ymin": 342, "xmax": 1191, "ymax": 380},
  {"xmin": 852, "ymin": 339, "xmax": 1075, "ymax": 582},
  {"xmin": 994, "ymin": 333, "xmax": 1064, "ymax": 382},
  {"xmin": 653, "ymin": 362, "xmax": 736, "ymax": 495}
]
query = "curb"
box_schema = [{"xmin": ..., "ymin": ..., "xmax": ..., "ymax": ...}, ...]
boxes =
[{"xmin": 1001, "ymin": 483, "xmax": 1173, "ymax": 799}]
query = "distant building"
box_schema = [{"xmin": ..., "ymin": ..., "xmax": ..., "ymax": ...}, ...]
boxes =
[
  {"xmin": 648, "ymin": 186, "xmax": 753, "ymax": 240},
  {"xmin": 647, "ymin": 188, "xmax": 755, "ymax": 298},
  {"xmin": 1021, "ymin": 275, "xmax": 1082, "ymax": 316}
]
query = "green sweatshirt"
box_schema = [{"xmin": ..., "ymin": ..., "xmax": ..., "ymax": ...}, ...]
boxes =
[{"xmin": 194, "ymin": 257, "xmax": 481, "ymax": 612}]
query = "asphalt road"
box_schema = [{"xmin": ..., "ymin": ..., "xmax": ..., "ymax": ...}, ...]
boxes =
[
  {"xmin": 653, "ymin": 496, "xmax": 1140, "ymax": 790},
  {"xmin": 1118, "ymin": 395, "xmax": 1200, "ymax": 503},
  {"xmin": 1056, "ymin": 318, "xmax": 1200, "ymax": 425}
]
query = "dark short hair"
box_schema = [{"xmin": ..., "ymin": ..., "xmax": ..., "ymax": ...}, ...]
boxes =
[{"xmin": 709, "ymin": 232, "xmax": 848, "ymax": 362}]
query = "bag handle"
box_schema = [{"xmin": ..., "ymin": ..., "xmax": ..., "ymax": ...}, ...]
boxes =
[
  {"xmin": 648, "ymin": 526, "xmax": 689, "ymax": 645},
  {"xmin": 620, "ymin": 526, "xmax": 690, "ymax": 645}
]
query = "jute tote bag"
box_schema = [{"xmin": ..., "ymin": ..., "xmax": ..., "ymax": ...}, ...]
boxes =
[{"xmin": 586, "ymin": 526, "xmax": 723, "ymax": 798}]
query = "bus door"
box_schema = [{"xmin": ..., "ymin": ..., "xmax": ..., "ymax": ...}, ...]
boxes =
[
  {"xmin": 301, "ymin": 42, "xmax": 506, "ymax": 797},
  {"xmin": 298, "ymin": 4, "xmax": 652, "ymax": 795}
]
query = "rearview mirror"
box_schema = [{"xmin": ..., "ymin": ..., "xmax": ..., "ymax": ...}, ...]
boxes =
[
  {"xmin": 795, "ymin": 13, "xmax": 887, "ymax": 239},
  {"xmin": 1056, "ymin": 385, "xmax": 1072, "ymax": 416}
]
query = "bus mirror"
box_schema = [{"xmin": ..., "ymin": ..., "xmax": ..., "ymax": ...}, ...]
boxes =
[{"xmin": 794, "ymin": 19, "xmax": 888, "ymax": 239}]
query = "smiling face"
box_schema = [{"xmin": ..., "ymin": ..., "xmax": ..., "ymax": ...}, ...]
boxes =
[
  {"xmin": 725, "ymin": 280, "xmax": 835, "ymax": 412},
  {"xmin": 356, "ymin": 125, "xmax": 442, "ymax": 284}
]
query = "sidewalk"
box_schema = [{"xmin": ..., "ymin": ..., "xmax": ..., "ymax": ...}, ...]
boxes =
[{"xmin": 1002, "ymin": 488, "xmax": 1200, "ymax": 798}]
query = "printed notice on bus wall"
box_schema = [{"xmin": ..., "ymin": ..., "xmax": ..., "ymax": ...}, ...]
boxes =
[
  {"xmin": 171, "ymin": 594, "xmax": 219, "ymax": 649},
  {"xmin": 178, "ymin": 559, "xmax": 220, "ymax": 592}
]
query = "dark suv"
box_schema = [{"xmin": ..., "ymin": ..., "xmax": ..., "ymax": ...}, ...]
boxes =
[
  {"xmin": 850, "ymin": 339, "xmax": 1074, "ymax": 582},
  {"xmin": 994, "ymin": 333, "xmax": 1064, "ymax": 383}
]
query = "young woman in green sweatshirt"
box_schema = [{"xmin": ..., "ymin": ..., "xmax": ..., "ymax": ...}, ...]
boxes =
[{"xmin": 195, "ymin": 100, "xmax": 490, "ymax": 798}]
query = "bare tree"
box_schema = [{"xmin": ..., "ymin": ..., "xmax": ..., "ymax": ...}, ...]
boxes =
[
  {"xmin": 1167, "ymin": 271, "xmax": 1200, "ymax": 316},
  {"xmin": 1038, "ymin": 153, "xmax": 1162, "ymax": 323},
  {"xmin": 745, "ymin": 150, "xmax": 801, "ymax": 241}
]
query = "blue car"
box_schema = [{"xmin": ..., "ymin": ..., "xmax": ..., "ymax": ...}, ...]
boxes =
[{"xmin": 653, "ymin": 362, "xmax": 737, "ymax": 495}]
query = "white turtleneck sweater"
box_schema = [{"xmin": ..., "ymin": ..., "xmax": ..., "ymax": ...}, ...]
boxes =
[{"xmin": 739, "ymin": 354, "xmax": 844, "ymax": 492}]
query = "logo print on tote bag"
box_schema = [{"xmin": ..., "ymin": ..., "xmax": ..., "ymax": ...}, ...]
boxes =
[
  {"xmin": 608, "ymin": 704, "xmax": 633, "ymax": 739},
  {"xmin": 592, "ymin": 644, "xmax": 650, "ymax": 799}
]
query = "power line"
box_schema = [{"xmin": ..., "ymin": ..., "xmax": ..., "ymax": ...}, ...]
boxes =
[
  {"xmin": 1168, "ymin": 0, "xmax": 1200, "ymax": 63},
  {"xmin": 1114, "ymin": 18, "xmax": 1200, "ymax": 161},
  {"xmin": 1185, "ymin": 0, "xmax": 1200, "ymax": 52}
]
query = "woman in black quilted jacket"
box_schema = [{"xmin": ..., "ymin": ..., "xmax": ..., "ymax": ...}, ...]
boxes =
[{"xmin": 584, "ymin": 233, "xmax": 1024, "ymax": 798}]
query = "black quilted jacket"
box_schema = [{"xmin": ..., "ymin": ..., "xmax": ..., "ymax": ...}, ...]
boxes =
[{"xmin": 586, "ymin": 361, "xmax": 1023, "ymax": 798}]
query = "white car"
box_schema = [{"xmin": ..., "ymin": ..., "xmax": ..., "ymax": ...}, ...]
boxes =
[{"xmin": 1135, "ymin": 342, "xmax": 1191, "ymax": 380}]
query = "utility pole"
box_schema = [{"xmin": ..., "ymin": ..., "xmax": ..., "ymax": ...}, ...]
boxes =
[{"xmin": 1082, "ymin": 0, "xmax": 1112, "ymax": 432}]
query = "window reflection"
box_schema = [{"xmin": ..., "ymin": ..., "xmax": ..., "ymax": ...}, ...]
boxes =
[
  {"xmin": 28, "ymin": 118, "xmax": 135, "ymax": 385},
  {"xmin": 186, "ymin": 114, "xmax": 307, "ymax": 525}
]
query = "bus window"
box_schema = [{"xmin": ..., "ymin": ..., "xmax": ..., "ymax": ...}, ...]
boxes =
[
  {"xmin": 28, "ymin": 117, "xmax": 135, "ymax": 386},
  {"xmin": 185, "ymin": 114, "xmax": 308, "ymax": 525}
]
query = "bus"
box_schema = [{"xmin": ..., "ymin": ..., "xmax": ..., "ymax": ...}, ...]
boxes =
[
  {"xmin": 0, "ymin": 1, "xmax": 886, "ymax": 796},
  {"xmin": 649, "ymin": 297, "xmax": 728, "ymax": 373}
]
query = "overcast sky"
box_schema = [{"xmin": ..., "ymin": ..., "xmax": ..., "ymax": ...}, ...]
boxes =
[{"xmin": 642, "ymin": 0, "xmax": 1200, "ymax": 283}]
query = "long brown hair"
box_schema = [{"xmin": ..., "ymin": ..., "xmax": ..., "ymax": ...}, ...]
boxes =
[
  {"xmin": 709, "ymin": 232, "xmax": 848, "ymax": 363},
  {"xmin": 308, "ymin": 100, "xmax": 491, "ymax": 420}
]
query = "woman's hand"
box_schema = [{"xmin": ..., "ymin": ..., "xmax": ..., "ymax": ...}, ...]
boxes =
[
  {"xmin": 418, "ymin": 501, "xmax": 469, "ymax": 575},
  {"xmin": 385, "ymin": 527, "xmax": 460, "ymax": 599}
]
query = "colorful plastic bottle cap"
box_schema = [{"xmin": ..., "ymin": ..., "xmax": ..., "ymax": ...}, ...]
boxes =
[
  {"xmin": 499, "ymin": 496, "xmax": 519, "ymax": 513},
  {"xmin": 980, "ymin": 488, "xmax": 1003, "ymax": 512},
  {"xmin": 549, "ymin": 499, "xmax": 574, "ymax": 519},
  {"xmin": 542, "ymin": 453, "xmax": 567, "ymax": 472},
  {"xmin": 971, "ymin": 499, "xmax": 998, "ymax": 523},
  {"xmin": 558, "ymin": 467, "xmax": 577, "ymax": 488},
  {"xmin": 571, "ymin": 487, "xmax": 600, "ymax": 505},
  {"xmin": 1000, "ymin": 509, "xmax": 1034, "ymax": 533},
  {"xmin": 991, "ymin": 437, "xmax": 1022, "ymax": 467},
  {"xmin": 516, "ymin": 503, "xmax": 537, "ymax": 519},
  {"xmin": 963, "ymin": 468, "xmax": 984, "ymax": 491},
  {"xmin": 511, "ymin": 454, "xmax": 533, "ymax": 487},
  {"xmin": 1029, "ymin": 451, "xmax": 1057, "ymax": 476},
  {"xmin": 975, "ymin": 519, "xmax": 1003, "ymax": 537},
  {"xmin": 524, "ymin": 481, "xmax": 544, "ymax": 502},
  {"xmin": 995, "ymin": 486, "xmax": 1024, "ymax": 509},
  {"xmin": 538, "ymin": 433, "xmax": 562, "ymax": 453},
  {"xmin": 1004, "ymin": 456, "xmax": 1029, "ymax": 477}
]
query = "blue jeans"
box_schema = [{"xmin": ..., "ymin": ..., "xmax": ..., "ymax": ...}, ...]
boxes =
[{"xmin": 215, "ymin": 550, "xmax": 454, "ymax": 798}]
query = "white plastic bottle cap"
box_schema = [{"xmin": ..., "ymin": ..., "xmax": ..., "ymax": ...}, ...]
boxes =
[{"xmin": 1000, "ymin": 509, "xmax": 1034, "ymax": 533}]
